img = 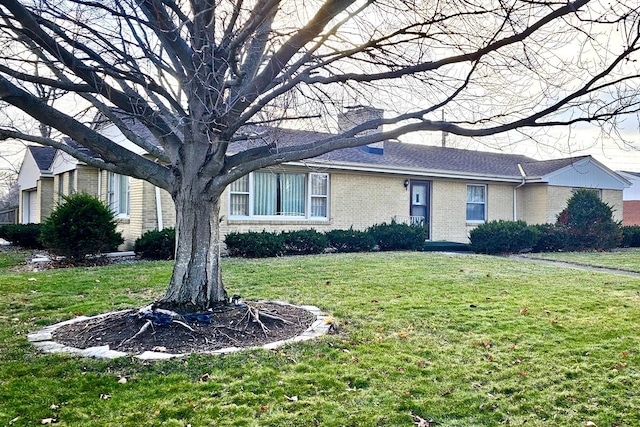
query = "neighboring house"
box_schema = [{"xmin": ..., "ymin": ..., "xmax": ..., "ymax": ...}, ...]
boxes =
[
  {"xmin": 17, "ymin": 146, "xmax": 56, "ymax": 224},
  {"xmin": 17, "ymin": 107, "xmax": 630, "ymax": 247},
  {"xmin": 617, "ymin": 171, "xmax": 640, "ymax": 225}
]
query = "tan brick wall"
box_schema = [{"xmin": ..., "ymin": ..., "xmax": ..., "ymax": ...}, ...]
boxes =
[
  {"xmin": 221, "ymin": 171, "xmax": 410, "ymax": 236},
  {"xmin": 37, "ymin": 178, "xmax": 54, "ymax": 222},
  {"xmin": 487, "ymin": 184, "xmax": 515, "ymax": 220},
  {"xmin": 546, "ymin": 186, "xmax": 573, "ymax": 223},
  {"xmin": 602, "ymin": 189, "xmax": 623, "ymax": 223},
  {"xmin": 76, "ymin": 167, "xmax": 99, "ymax": 196},
  {"xmin": 330, "ymin": 172, "xmax": 408, "ymax": 230},
  {"xmin": 518, "ymin": 185, "xmax": 549, "ymax": 225},
  {"xmin": 430, "ymin": 180, "xmax": 467, "ymax": 242}
]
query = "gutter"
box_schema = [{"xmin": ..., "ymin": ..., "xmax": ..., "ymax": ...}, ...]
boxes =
[
  {"xmin": 155, "ymin": 186, "xmax": 164, "ymax": 231},
  {"xmin": 514, "ymin": 164, "xmax": 527, "ymax": 220}
]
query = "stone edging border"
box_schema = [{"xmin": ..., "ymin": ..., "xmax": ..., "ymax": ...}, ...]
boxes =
[{"xmin": 27, "ymin": 301, "xmax": 331, "ymax": 361}]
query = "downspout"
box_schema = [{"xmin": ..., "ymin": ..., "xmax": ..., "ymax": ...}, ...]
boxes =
[
  {"xmin": 514, "ymin": 164, "xmax": 527, "ymax": 220},
  {"xmin": 97, "ymin": 169, "xmax": 102, "ymax": 200},
  {"xmin": 155, "ymin": 186, "xmax": 164, "ymax": 231}
]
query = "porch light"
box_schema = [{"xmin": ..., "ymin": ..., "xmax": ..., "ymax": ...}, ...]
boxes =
[{"xmin": 404, "ymin": 179, "xmax": 409, "ymax": 189}]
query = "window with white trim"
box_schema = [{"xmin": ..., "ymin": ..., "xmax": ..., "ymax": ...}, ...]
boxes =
[
  {"xmin": 466, "ymin": 184, "xmax": 486, "ymax": 222},
  {"xmin": 107, "ymin": 172, "xmax": 130, "ymax": 217},
  {"xmin": 68, "ymin": 170, "xmax": 76, "ymax": 194},
  {"xmin": 229, "ymin": 171, "xmax": 329, "ymax": 219}
]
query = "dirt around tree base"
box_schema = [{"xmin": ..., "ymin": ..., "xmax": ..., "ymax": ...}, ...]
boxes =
[{"xmin": 53, "ymin": 302, "xmax": 317, "ymax": 355}]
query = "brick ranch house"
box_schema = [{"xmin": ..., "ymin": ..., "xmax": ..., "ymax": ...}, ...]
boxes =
[{"xmin": 17, "ymin": 108, "xmax": 630, "ymax": 249}]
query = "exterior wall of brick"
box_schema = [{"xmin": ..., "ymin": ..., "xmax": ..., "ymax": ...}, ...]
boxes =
[
  {"xmin": 487, "ymin": 184, "xmax": 515, "ymax": 220},
  {"xmin": 76, "ymin": 167, "xmax": 99, "ymax": 196},
  {"xmin": 518, "ymin": 185, "xmax": 549, "ymax": 225},
  {"xmin": 430, "ymin": 180, "xmax": 515, "ymax": 243},
  {"xmin": 430, "ymin": 180, "xmax": 467, "ymax": 242},
  {"xmin": 27, "ymin": 162, "xmax": 628, "ymax": 249},
  {"xmin": 623, "ymin": 200, "xmax": 640, "ymax": 225},
  {"xmin": 221, "ymin": 170, "xmax": 409, "ymax": 236},
  {"xmin": 602, "ymin": 189, "xmax": 623, "ymax": 223},
  {"xmin": 546, "ymin": 186, "xmax": 573, "ymax": 223},
  {"xmin": 37, "ymin": 178, "xmax": 54, "ymax": 222}
]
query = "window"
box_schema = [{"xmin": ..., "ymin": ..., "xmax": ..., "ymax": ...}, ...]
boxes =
[
  {"xmin": 229, "ymin": 171, "xmax": 329, "ymax": 219},
  {"xmin": 229, "ymin": 175, "xmax": 249, "ymax": 216},
  {"xmin": 310, "ymin": 173, "xmax": 329, "ymax": 218},
  {"xmin": 58, "ymin": 175, "xmax": 64, "ymax": 203},
  {"xmin": 466, "ymin": 184, "xmax": 486, "ymax": 222},
  {"xmin": 108, "ymin": 172, "xmax": 130, "ymax": 217},
  {"xmin": 68, "ymin": 170, "xmax": 76, "ymax": 194}
]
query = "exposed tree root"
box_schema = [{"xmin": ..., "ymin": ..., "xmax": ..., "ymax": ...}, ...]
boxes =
[
  {"xmin": 52, "ymin": 301, "xmax": 317, "ymax": 354},
  {"xmin": 120, "ymin": 319, "xmax": 153, "ymax": 347}
]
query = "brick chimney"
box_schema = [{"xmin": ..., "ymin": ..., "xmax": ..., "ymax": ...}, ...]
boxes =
[{"xmin": 338, "ymin": 106, "xmax": 384, "ymax": 154}]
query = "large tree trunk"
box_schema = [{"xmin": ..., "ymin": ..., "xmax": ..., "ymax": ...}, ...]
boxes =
[{"xmin": 158, "ymin": 181, "xmax": 227, "ymax": 312}]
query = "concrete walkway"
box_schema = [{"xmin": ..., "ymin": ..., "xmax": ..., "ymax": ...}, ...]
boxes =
[{"xmin": 508, "ymin": 255, "xmax": 640, "ymax": 278}]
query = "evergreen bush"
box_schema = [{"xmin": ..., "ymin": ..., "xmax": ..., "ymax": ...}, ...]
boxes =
[
  {"xmin": 282, "ymin": 229, "xmax": 328, "ymax": 255},
  {"xmin": 40, "ymin": 193, "xmax": 123, "ymax": 261},
  {"xmin": 620, "ymin": 225, "xmax": 640, "ymax": 248},
  {"xmin": 224, "ymin": 230, "xmax": 285, "ymax": 258},
  {"xmin": 557, "ymin": 189, "xmax": 620, "ymax": 250},
  {"xmin": 0, "ymin": 223, "xmax": 43, "ymax": 249},
  {"xmin": 531, "ymin": 224, "xmax": 572, "ymax": 252},
  {"xmin": 134, "ymin": 228, "xmax": 176, "ymax": 260},
  {"xmin": 469, "ymin": 220, "xmax": 539, "ymax": 254},
  {"xmin": 325, "ymin": 228, "xmax": 376, "ymax": 253},
  {"xmin": 367, "ymin": 220, "xmax": 428, "ymax": 251}
]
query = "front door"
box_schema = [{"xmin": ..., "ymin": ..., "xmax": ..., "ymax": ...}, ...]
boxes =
[{"xmin": 409, "ymin": 180, "xmax": 430, "ymax": 235}]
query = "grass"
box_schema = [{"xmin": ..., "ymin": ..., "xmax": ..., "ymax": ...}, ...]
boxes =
[
  {"xmin": 523, "ymin": 248, "xmax": 640, "ymax": 272},
  {"xmin": 0, "ymin": 250, "xmax": 639, "ymax": 426}
]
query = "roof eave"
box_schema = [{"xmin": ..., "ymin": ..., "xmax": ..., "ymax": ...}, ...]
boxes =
[{"xmin": 289, "ymin": 159, "xmax": 523, "ymax": 183}]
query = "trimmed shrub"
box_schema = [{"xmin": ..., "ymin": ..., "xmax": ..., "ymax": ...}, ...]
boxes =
[
  {"xmin": 620, "ymin": 225, "xmax": 640, "ymax": 248},
  {"xmin": 40, "ymin": 193, "xmax": 123, "ymax": 261},
  {"xmin": 134, "ymin": 228, "xmax": 176, "ymax": 260},
  {"xmin": 469, "ymin": 220, "xmax": 540, "ymax": 255},
  {"xmin": 282, "ymin": 229, "xmax": 328, "ymax": 255},
  {"xmin": 224, "ymin": 230, "xmax": 285, "ymax": 258},
  {"xmin": 367, "ymin": 220, "xmax": 428, "ymax": 251},
  {"xmin": 558, "ymin": 189, "xmax": 620, "ymax": 250},
  {"xmin": 531, "ymin": 224, "xmax": 572, "ymax": 252},
  {"xmin": 325, "ymin": 228, "xmax": 376, "ymax": 253},
  {"xmin": 0, "ymin": 223, "xmax": 43, "ymax": 249}
]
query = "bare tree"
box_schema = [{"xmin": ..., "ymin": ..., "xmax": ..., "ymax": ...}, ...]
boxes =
[
  {"xmin": 0, "ymin": 170, "xmax": 18, "ymax": 210},
  {"xmin": 0, "ymin": 0, "xmax": 639, "ymax": 311}
]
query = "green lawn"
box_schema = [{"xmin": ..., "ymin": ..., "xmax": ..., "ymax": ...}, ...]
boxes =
[
  {"xmin": 1, "ymin": 250, "xmax": 639, "ymax": 426},
  {"xmin": 523, "ymin": 248, "xmax": 640, "ymax": 273}
]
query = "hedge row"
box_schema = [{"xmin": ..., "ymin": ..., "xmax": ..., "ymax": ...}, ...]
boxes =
[
  {"xmin": 224, "ymin": 222, "xmax": 431, "ymax": 258},
  {"xmin": 0, "ymin": 223, "xmax": 43, "ymax": 249},
  {"xmin": 470, "ymin": 189, "xmax": 624, "ymax": 255}
]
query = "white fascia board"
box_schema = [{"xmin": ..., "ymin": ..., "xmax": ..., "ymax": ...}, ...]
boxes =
[
  {"xmin": 287, "ymin": 160, "xmax": 522, "ymax": 183},
  {"xmin": 51, "ymin": 150, "xmax": 80, "ymax": 174}
]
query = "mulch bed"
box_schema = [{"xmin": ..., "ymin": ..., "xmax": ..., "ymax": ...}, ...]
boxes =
[{"xmin": 52, "ymin": 302, "xmax": 317, "ymax": 354}]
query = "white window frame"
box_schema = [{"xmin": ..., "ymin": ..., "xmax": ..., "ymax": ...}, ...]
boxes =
[
  {"xmin": 68, "ymin": 170, "xmax": 76, "ymax": 194},
  {"xmin": 228, "ymin": 171, "xmax": 329, "ymax": 220},
  {"xmin": 309, "ymin": 173, "xmax": 329, "ymax": 219},
  {"xmin": 229, "ymin": 175, "xmax": 250, "ymax": 216},
  {"xmin": 466, "ymin": 184, "xmax": 486, "ymax": 223},
  {"xmin": 57, "ymin": 175, "xmax": 64, "ymax": 203},
  {"xmin": 108, "ymin": 172, "xmax": 130, "ymax": 218}
]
